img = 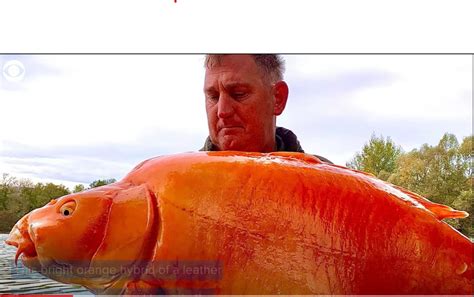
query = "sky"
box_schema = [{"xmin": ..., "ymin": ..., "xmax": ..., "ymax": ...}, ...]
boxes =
[{"xmin": 0, "ymin": 55, "xmax": 472, "ymax": 190}]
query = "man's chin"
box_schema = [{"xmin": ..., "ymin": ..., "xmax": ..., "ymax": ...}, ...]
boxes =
[{"xmin": 218, "ymin": 139, "xmax": 244, "ymax": 151}]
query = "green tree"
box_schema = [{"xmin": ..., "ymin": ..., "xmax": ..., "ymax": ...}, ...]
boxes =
[
  {"xmin": 387, "ymin": 148, "xmax": 427, "ymax": 195},
  {"xmin": 459, "ymin": 135, "xmax": 473, "ymax": 178},
  {"xmin": 20, "ymin": 182, "xmax": 70, "ymax": 213},
  {"xmin": 89, "ymin": 178, "xmax": 116, "ymax": 188},
  {"xmin": 0, "ymin": 174, "xmax": 72, "ymax": 232},
  {"xmin": 19, "ymin": 180, "xmax": 39, "ymax": 213},
  {"xmin": 346, "ymin": 133, "xmax": 403, "ymax": 180},
  {"xmin": 389, "ymin": 133, "xmax": 468, "ymax": 205},
  {"xmin": 0, "ymin": 173, "xmax": 17, "ymax": 210},
  {"xmin": 73, "ymin": 184, "xmax": 86, "ymax": 193},
  {"xmin": 388, "ymin": 133, "xmax": 473, "ymax": 237},
  {"xmin": 41, "ymin": 183, "xmax": 70, "ymax": 205}
]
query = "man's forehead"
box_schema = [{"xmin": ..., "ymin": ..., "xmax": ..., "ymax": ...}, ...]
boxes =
[
  {"xmin": 204, "ymin": 71, "xmax": 258, "ymax": 91},
  {"xmin": 204, "ymin": 80, "xmax": 252, "ymax": 93}
]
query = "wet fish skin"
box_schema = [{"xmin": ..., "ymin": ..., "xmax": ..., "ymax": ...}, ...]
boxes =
[{"xmin": 6, "ymin": 151, "xmax": 473, "ymax": 294}]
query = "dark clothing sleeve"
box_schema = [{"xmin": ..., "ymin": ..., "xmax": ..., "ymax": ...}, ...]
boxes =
[{"xmin": 274, "ymin": 127, "xmax": 333, "ymax": 164}]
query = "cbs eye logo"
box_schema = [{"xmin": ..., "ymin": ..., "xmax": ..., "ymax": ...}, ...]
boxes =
[{"xmin": 2, "ymin": 60, "xmax": 26, "ymax": 82}]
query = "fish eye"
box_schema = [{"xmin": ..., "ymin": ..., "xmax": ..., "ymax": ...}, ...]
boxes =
[{"xmin": 59, "ymin": 201, "xmax": 76, "ymax": 217}]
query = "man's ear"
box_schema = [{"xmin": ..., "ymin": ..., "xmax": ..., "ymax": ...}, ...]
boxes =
[{"xmin": 273, "ymin": 81, "xmax": 289, "ymax": 116}]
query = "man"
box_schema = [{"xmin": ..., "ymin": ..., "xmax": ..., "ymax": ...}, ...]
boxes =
[{"xmin": 200, "ymin": 54, "xmax": 332, "ymax": 164}]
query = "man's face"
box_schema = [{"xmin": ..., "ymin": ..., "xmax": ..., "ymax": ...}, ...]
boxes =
[{"xmin": 204, "ymin": 55, "xmax": 277, "ymax": 152}]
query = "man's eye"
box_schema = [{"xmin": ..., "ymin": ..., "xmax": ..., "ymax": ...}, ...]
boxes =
[
  {"xmin": 233, "ymin": 92, "xmax": 247, "ymax": 100},
  {"xmin": 207, "ymin": 94, "xmax": 219, "ymax": 102}
]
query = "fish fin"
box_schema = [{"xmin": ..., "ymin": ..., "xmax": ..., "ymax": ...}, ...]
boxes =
[
  {"xmin": 267, "ymin": 152, "xmax": 323, "ymax": 164},
  {"xmin": 90, "ymin": 184, "xmax": 158, "ymax": 264},
  {"xmin": 391, "ymin": 185, "xmax": 468, "ymax": 220}
]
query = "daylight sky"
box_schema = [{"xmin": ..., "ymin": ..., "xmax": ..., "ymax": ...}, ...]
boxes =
[{"xmin": 0, "ymin": 55, "xmax": 472, "ymax": 190}]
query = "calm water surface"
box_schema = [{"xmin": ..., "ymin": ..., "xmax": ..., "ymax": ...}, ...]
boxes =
[{"xmin": 0, "ymin": 234, "xmax": 90, "ymax": 294}]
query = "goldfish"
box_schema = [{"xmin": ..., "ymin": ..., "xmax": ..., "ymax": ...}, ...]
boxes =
[{"xmin": 5, "ymin": 151, "xmax": 473, "ymax": 294}]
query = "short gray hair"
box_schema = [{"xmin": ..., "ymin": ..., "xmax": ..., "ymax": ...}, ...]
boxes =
[{"xmin": 204, "ymin": 54, "xmax": 285, "ymax": 83}]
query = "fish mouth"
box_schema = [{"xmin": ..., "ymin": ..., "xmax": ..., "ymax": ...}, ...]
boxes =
[
  {"xmin": 6, "ymin": 225, "xmax": 76, "ymax": 283},
  {"xmin": 5, "ymin": 219, "xmax": 38, "ymax": 266}
]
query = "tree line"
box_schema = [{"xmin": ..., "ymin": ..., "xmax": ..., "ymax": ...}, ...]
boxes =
[
  {"xmin": 0, "ymin": 176, "xmax": 115, "ymax": 232},
  {"xmin": 347, "ymin": 133, "xmax": 472, "ymax": 238},
  {"xmin": 0, "ymin": 132, "xmax": 472, "ymax": 237}
]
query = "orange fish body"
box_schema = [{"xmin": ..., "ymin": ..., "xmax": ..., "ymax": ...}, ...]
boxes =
[{"xmin": 6, "ymin": 152, "xmax": 473, "ymax": 294}]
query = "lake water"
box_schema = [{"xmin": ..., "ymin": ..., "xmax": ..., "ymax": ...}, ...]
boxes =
[{"xmin": 0, "ymin": 234, "xmax": 90, "ymax": 294}]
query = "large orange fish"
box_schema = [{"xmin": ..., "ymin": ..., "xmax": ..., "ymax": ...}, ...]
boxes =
[{"xmin": 5, "ymin": 152, "xmax": 473, "ymax": 294}]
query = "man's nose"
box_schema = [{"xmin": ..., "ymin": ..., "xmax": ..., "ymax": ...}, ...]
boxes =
[{"xmin": 217, "ymin": 94, "xmax": 234, "ymax": 119}]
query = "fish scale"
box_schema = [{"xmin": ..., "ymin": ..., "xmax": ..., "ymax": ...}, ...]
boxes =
[{"xmin": 5, "ymin": 151, "xmax": 473, "ymax": 294}]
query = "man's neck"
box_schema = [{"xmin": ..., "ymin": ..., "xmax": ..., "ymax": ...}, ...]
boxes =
[{"xmin": 261, "ymin": 136, "xmax": 277, "ymax": 153}]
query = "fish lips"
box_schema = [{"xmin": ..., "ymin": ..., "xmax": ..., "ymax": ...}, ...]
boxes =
[
  {"xmin": 5, "ymin": 214, "xmax": 38, "ymax": 267},
  {"xmin": 5, "ymin": 214, "xmax": 73, "ymax": 281}
]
